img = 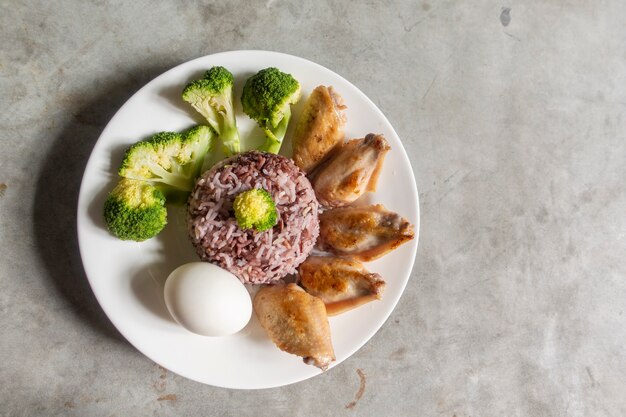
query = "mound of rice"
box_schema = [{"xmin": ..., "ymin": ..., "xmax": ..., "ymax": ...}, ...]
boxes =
[{"xmin": 187, "ymin": 151, "xmax": 320, "ymax": 284}]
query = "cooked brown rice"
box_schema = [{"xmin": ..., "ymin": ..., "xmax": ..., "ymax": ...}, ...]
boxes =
[{"xmin": 187, "ymin": 151, "xmax": 319, "ymax": 284}]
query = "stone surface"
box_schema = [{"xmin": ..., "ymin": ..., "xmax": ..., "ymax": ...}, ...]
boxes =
[{"xmin": 1, "ymin": 1, "xmax": 625, "ymax": 416}]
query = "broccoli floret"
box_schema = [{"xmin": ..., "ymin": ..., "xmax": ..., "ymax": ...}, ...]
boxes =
[
  {"xmin": 103, "ymin": 178, "xmax": 167, "ymax": 241},
  {"xmin": 233, "ymin": 188, "xmax": 278, "ymax": 232},
  {"xmin": 182, "ymin": 125, "xmax": 216, "ymax": 176},
  {"xmin": 118, "ymin": 125, "xmax": 213, "ymax": 192},
  {"xmin": 241, "ymin": 67, "xmax": 301, "ymax": 154},
  {"xmin": 182, "ymin": 66, "xmax": 240, "ymax": 156}
]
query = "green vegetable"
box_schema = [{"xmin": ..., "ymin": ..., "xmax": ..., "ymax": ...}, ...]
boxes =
[
  {"xmin": 233, "ymin": 188, "xmax": 278, "ymax": 232},
  {"xmin": 103, "ymin": 178, "xmax": 167, "ymax": 241},
  {"xmin": 241, "ymin": 67, "xmax": 301, "ymax": 154},
  {"xmin": 118, "ymin": 125, "xmax": 213, "ymax": 193},
  {"xmin": 182, "ymin": 66, "xmax": 240, "ymax": 156}
]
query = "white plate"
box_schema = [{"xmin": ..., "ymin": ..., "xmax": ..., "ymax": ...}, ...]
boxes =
[{"xmin": 77, "ymin": 50, "xmax": 420, "ymax": 389}]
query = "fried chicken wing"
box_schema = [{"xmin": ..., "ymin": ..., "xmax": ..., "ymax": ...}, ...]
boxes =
[
  {"xmin": 292, "ymin": 86, "xmax": 347, "ymax": 173},
  {"xmin": 317, "ymin": 204, "xmax": 414, "ymax": 261},
  {"xmin": 312, "ymin": 134, "xmax": 390, "ymax": 208},
  {"xmin": 299, "ymin": 256, "xmax": 385, "ymax": 316},
  {"xmin": 253, "ymin": 283, "xmax": 335, "ymax": 370}
]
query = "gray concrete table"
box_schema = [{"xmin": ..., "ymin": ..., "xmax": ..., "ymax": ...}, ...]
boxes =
[{"xmin": 1, "ymin": 1, "xmax": 625, "ymax": 416}]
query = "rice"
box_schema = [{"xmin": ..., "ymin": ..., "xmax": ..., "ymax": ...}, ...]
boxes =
[{"xmin": 187, "ymin": 151, "xmax": 320, "ymax": 284}]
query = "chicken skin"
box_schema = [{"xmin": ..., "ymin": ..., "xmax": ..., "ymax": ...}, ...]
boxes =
[
  {"xmin": 292, "ymin": 86, "xmax": 347, "ymax": 174},
  {"xmin": 253, "ymin": 283, "xmax": 335, "ymax": 370},
  {"xmin": 317, "ymin": 204, "xmax": 414, "ymax": 261},
  {"xmin": 299, "ymin": 256, "xmax": 385, "ymax": 316},
  {"xmin": 312, "ymin": 134, "xmax": 390, "ymax": 208}
]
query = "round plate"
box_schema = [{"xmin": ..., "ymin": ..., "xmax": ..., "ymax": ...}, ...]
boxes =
[{"xmin": 77, "ymin": 50, "xmax": 420, "ymax": 389}]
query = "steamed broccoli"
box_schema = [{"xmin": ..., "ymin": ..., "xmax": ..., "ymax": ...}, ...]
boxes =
[
  {"xmin": 118, "ymin": 125, "xmax": 213, "ymax": 193},
  {"xmin": 241, "ymin": 67, "xmax": 301, "ymax": 154},
  {"xmin": 104, "ymin": 178, "xmax": 167, "ymax": 241},
  {"xmin": 233, "ymin": 188, "xmax": 278, "ymax": 232},
  {"xmin": 182, "ymin": 66, "xmax": 240, "ymax": 155}
]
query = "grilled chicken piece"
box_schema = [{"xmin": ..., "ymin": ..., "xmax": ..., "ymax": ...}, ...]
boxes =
[
  {"xmin": 312, "ymin": 134, "xmax": 390, "ymax": 208},
  {"xmin": 299, "ymin": 256, "xmax": 385, "ymax": 316},
  {"xmin": 292, "ymin": 86, "xmax": 347, "ymax": 173},
  {"xmin": 253, "ymin": 283, "xmax": 335, "ymax": 370},
  {"xmin": 317, "ymin": 204, "xmax": 414, "ymax": 261}
]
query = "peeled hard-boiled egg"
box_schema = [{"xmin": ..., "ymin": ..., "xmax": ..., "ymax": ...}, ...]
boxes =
[{"xmin": 164, "ymin": 262, "xmax": 252, "ymax": 337}]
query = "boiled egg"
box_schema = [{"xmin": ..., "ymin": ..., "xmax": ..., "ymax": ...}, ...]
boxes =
[{"xmin": 164, "ymin": 262, "xmax": 252, "ymax": 337}]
